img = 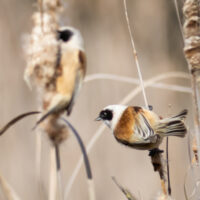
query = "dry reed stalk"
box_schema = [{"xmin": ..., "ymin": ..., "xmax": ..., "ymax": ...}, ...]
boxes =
[
  {"xmin": 49, "ymin": 145, "xmax": 57, "ymax": 200},
  {"xmin": 24, "ymin": 0, "xmax": 67, "ymax": 199},
  {"xmin": 173, "ymin": 0, "xmax": 184, "ymax": 39},
  {"xmin": 149, "ymin": 149, "xmax": 167, "ymax": 196},
  {"xmin": 65, "ymin": 72, "xmax": 190, "ymax": 198},
  {"xmin": 123, "ymin": 0, "xmax": 148, "ymax": 109},
  {"xmin": 112, "ymin": 177, "xmax": 138, "ymax": 200},
  {"xmin": 0, "ymin": 172, "xmax": 21, "ymax": 200},
  {"xmin": 183, "ymin": 0, "xmax": 200, "ymax": 164},
  {"xmin": 123, "ymin": 0, "xmax": 168, "ymax": 195}
]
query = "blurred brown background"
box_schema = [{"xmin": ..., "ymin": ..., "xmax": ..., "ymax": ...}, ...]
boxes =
[{"xmin": 0, "ymin": 0, "xmax": 195, "ymax": 199}]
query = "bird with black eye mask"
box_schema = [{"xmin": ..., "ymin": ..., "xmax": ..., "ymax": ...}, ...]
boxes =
[
  {"xmin": 35, "ymin": 26, "xmax": 86, "ymax": 128},
  {"xmin": 96, "ymin": 105, "xmax": 188, "ymax": 150}
]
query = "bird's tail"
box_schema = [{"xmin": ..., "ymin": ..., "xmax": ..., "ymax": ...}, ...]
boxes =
[{"xmin": 155, "ymin": 109, "xmax": 188, "ymax": 137}]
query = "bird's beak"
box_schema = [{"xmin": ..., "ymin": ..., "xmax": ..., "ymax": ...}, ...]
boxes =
[{"xmin": 95, "ymin": 116, "xmax": 102, "ymax": 121}]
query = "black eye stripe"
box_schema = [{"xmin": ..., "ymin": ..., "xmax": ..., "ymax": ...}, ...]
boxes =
[
  {"xmin": 99, "ymin": 109, "xmax": 113, "ymax": 121},
  {"xmin": 57, "ymin": 30, "xmax": 73, "ymax": 42}
]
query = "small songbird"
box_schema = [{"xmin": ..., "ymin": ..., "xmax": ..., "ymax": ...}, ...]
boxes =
[
  {"xmin": 96, "ymin": 105, "xmax": 187, "ymax": 150},
  {"xmin": 35, "ymin": 26, "xmax": 86, "ymax": 126}
]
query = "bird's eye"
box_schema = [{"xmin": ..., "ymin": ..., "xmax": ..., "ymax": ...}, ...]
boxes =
[
  {"xmin": 57, "ymin": 30, "xmax": 73, "ymax": 42},
  {"xmin": 100, "ymin": 110, "xmax": 113, "ymax": 121}
]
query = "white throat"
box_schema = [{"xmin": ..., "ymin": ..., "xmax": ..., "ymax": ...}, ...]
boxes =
[{"xmin": 104, "ymin": 105, "xmax": 127, "ymax": 130}]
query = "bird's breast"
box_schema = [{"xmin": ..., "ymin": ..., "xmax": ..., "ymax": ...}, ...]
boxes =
[
  {"xmin": 114, "ymin": 107, "xmax": 135, "ymax": 142},
  {"xmin": 56, "ymin": 50, "xmax": 82, "ymax": 97}
]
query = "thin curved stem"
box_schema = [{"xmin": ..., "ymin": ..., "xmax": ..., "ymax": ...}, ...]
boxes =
[
  {"xmin": 166, "ymin": 137, "xmax": 171, "ymax": 195},
  {"xmin": 84, "ymin": 73, "xmax": 191, "ymax": 94},
  {"xmin": 0, "ymin": 111, "xmax": 40, "ymax": 135}
]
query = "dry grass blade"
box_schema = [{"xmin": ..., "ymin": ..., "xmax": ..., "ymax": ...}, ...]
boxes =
[
  {"xmin": 62, "ymin": 118, "xmax": 95, "ymax": 200},
  {"xmin": 0, "ymin": 173, "xmax": 21, "ymax": 200},
  {"xmin": 112, "ymin": 177, "xmax": 138, "ymax": 200},
  {"xmin": 123, "ymin": 0, "xmax": 148, "ymax": 108},
  {"xmin": 0, "ymin": 111, "xmax": 40, "ymax": 135},
  {"xmin": 64, "ymin": 72, "xmax": 190, "ymax": 199}
]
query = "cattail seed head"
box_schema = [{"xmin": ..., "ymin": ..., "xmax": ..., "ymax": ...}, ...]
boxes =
[{"xmin": 24, "ymin": 1, "xmax": 68, "ymax": 144}]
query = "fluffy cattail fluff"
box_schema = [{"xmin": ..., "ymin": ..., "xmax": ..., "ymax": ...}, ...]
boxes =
[
  {"xmin": 155, "ymin": 109, "xmax": 187, "ymax": 137},
  {"xmin": 24, "ymin": 0, "xmax": 68, "ymax": 144},
  {"xmin": 183, "ymin": 0, "xmax": 200, "ymax": 163}
]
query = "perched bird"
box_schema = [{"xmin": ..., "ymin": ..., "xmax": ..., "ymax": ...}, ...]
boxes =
[
  {"xmin": 96, "ymin": 105, "xmax": 187, "ymax": 150},
  {"xmin": 35, "ymin": 26, "xmax": 86, "ymax": 127}
]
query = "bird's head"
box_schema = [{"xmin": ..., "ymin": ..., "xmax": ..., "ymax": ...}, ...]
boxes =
[
  {"xmin": 57, "ymin": 26, "xmax": 84, "ymax": 51},
  {"xmin": 96, "ymin": 105, "xmax": 127, "ymax": 130}
]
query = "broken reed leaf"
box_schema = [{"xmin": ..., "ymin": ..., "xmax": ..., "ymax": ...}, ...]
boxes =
[
  {"xmin": 0, "ymin": 111, "xmax": 40, "ymax": 135},
  {"xmin": 61, "ymin": 118, "xmax": 96, "ymax": 200},
  {"xmin": 112, "ymin": 177, "xmax": 138, "ymax": 200},
  {"xmin": 61, "ymin": 118, "xmax": 92, "ymax": 179}
]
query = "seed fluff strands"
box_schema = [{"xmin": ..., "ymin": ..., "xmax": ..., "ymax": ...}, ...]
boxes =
[{"xmin": 24, "ymin": 0, "xmax": 67, "ymax": 145}]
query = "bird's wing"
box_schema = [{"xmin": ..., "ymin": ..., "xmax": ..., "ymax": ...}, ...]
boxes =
[
  {"xmin": 133, "ymin": 112, "xmax": 156, "ymax": 143},
  {"xmin": 66, "ymin": 50, "xmax": 86, "ymax": 115}
]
